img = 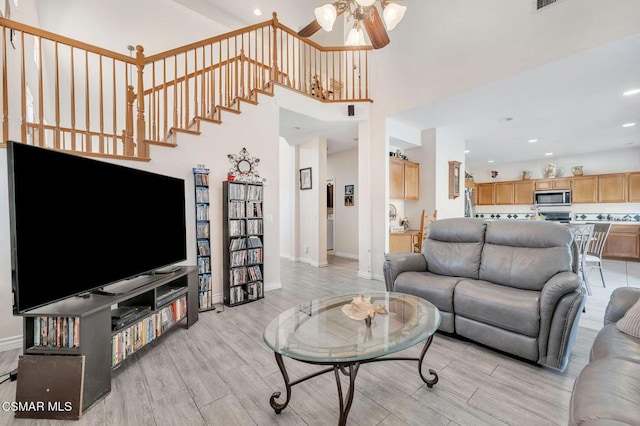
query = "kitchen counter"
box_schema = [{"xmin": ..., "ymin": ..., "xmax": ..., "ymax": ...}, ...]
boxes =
[{"xmin": 389, "ymin": 230, "xmax": 420, "ymax": 253}]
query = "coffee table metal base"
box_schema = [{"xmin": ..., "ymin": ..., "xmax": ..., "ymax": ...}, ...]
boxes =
[{"xmin": 269, "ymin": 335, "xmax": 438, "ymax": 425}]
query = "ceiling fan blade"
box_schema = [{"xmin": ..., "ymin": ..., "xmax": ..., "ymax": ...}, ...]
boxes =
[
  {"xmin": 298, "ymin": 9, "xmax": 345, "ymax": 38},
  {"xmin": 298, "ymin": 20, "xmax": 322, "ymax": 37},
  {"xmin": 362, "ymin": 6, "xmax": 390, "ymax": 49}
]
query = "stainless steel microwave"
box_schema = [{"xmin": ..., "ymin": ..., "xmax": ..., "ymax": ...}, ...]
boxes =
[{"xmin": 534, "ymin": 190, "xmax": 572, "ymax": 206}]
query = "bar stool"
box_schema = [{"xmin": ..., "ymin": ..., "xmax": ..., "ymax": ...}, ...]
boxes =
[
  {"xmin": 567, "ymin": 223, "xmax": 595, "ymax": 296},
  {"xmin": 585, "ymin": 222, "xmax": 611, "ymax": 288}
]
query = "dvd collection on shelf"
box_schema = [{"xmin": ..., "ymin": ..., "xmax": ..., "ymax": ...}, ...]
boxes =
[
  {"xmin": 31, "ymin": 316, "xmax": 80, "ymax": 348},
  {"xmin": 193, "ymin": 166, "xmax": 214, "ymax": 311},
  {"xmin": 223, "ymin": 182, "xmax": 265, "ymax": 306},
  {"xmin": 111, "ymin": 296, "xmax": 187, "ymax": 366}
]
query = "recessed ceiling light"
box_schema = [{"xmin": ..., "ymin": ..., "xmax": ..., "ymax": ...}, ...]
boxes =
[
  {"xmin": 623, "ymin": 89, "xmax": 640, "ymax": 96},
  {"xmin": 488, "ymin": 160, "xmax": 494, "ymax": 163},
  {"xmin": 528, "ymin": 139, "xmax": 538, "ymax": 143},
  {"xmin": 293, "ymin": 126, "xmax": 300, "ymax": 130},
  {"xmin": 622, "ymin": 122, "xmax": 636, "ymax": 128},
  {"xmin": 500, "ymin": 117, "xmax": 513, "ymax": 122},
  {"xmin": 254, "ymin": 8, "xmax": 262, "ymax": 16},
  {"xmin": 545, "ymin": 152, "xmax": 553, "ymax": 156},
  {"xmin": 464, "ymin": 150, "xmax": 470, "ymax": 154},
  {"xmin": 624, "ymin": 142, "xmax": 634, "ymax": 146}
]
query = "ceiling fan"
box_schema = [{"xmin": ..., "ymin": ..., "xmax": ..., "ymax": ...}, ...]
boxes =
[{"xmin": 298, "ymin": 0, "xmax": 407, "ymax": 49}]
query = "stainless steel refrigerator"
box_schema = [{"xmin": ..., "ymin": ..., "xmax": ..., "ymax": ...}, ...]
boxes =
[{"xmin": 464, "ymin": 188, "xmax": 475, "ymax": 218}]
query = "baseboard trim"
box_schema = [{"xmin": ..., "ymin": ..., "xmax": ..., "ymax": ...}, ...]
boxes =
[
  {"xmin": 358, "ymin": 271, "xmax": 373, "ymax": 279},
  {"xmin": 310, "ymin": 261, "xmax": 329, "ymax": 268},
  {"xmin": 372, "ymin": 273, "xmax": 384, "ymax": 282},
  {"xmin": 0, "ymin": 335, "xmax": 23, "ymax": 352},
  {"xmin": 333, "ymin": 252, "xmax": 358, "ymax": 260},
  {"xmin": 264, "ymin": 282, "xmax": 282, "ymax": 292}
]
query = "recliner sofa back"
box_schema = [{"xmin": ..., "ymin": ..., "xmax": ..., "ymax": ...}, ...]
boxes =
[
  {"xmin": 479, "ymin": 221, "xmax": 574, "ymax": 291},
  {"xmin": 423, "ymin": 218, "xmax": 486, "ymax": 279}
]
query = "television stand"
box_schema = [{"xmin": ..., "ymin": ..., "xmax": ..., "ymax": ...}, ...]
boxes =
[
  {"xmin": 152, "ymin": 265, "xmax": 182, "ymax": 274},
  {"xmin": 17, "ymin": 266, "xmax": 198, "ymax": 418},
  {"xmin": 90, "ymin": 289, "xmax": 126, "ymax": 296}
]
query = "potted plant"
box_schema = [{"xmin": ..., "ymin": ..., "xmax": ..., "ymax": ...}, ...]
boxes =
[
  {"xmin": 522, "ymin": 171, "xmax": 532, "ymax": 180},
  {"xmin": 571, "ymin": 165, "xmax": 584, "ymax": 176}
]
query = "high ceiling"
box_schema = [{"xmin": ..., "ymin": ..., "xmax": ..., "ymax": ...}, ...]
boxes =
[{"xmin": 391, "ymin": 34, "xmax": 640, "ymax": 169}]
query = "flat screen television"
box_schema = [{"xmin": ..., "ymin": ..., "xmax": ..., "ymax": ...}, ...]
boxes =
[{"xmin": 7, "ymin": 141, "xmax": 187, "ymax": 313}]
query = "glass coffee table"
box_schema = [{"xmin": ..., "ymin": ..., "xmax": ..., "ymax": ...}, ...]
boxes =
[{"xmin": 263, "ymin": 292, "xmax": 441, "ymax": 425}]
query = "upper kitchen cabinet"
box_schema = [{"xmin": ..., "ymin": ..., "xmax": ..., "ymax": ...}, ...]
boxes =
[
  {"xmin": 514, "ymin": 180, "xmax": 535, "ymax": 205},
  {"xmin": 495, "ymin": 182, "xmax": 514, "ymax": 205},
  {"xmin": 390, "ymin": 158, "xmax": 419, "ymax": 200},
  {"xmin": 598, "ymin": 173, "xmax": 627, "ymax": 203},
  {"xmin": 628, "ymin": 172, "xmax": 640, "ymax": 202},
  {"xmin": 535, "ymin": 178, "xmax": 572, "ymax": 191},
  {"xmin": 476, "ymin": 183, "xmax": 495, "ymax": 205},
  {"xmin": 571, "ymin": 176, "xmax": 598, "ymax": 203}
]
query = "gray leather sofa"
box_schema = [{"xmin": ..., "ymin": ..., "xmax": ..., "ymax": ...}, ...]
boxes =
[
  {"xmin": 383, "ymin": 218, "xmax": 585, "ymax": 371},
  {"xmin": 569, "ymin": 287, "xmax": 640, "ymax": 425}
]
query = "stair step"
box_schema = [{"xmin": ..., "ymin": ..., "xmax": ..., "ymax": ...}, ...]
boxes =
[
  {"xmin": 170, "ymin": 127, "xmax": 201, "ymax": 136},
  {"xmin": 254, "ymin": 87, "xmax": 274, "ymax": 97},
  {"xmin": 145, "ymin": 139, "xmax": 176, "ymax": 148},
  {"xmin": 234, "ymin": 96, "xmax": 259, "ymax": 106},
  {"xmin": 195, "ymin": 116, "xmax": 222, "ymax": 125},
  {"xmin": 216, "ymin": 105, "xmax": 241, "ymax": 115}
]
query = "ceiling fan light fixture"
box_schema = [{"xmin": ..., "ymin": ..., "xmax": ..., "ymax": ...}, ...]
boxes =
[
  {"xmin": 315, "ymin": 4, "xmax": 338, "ymax": 31},
  {"xmin": 355, "ymin": 0, "xmax": 376, "ymax": 6},
  {"xmin": 382, "ymin": 3, "xmax": 407, "ymax": 30},
  {"xmin": 345, "ymin": 24, "xmax": 366, "ymax": 46}
]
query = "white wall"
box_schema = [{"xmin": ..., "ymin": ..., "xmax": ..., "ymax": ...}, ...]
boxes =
[
  {"xmin": 470, "ymin": 147, "xmax": 640, "ymax": 183},
  {"xmin": 327, "ymin": 148, "xmax": 359, "ymax": 259},
  {"xmin": 278, "ymin": 137, "xmax": 294, "ymax": 258},
  {"xmin": 297, "ymin": 138, "xmax": 328, "ymax": 267},
  {"xmin": 0, "ymin": 95, "xmax": 281, "ymax": 343}
]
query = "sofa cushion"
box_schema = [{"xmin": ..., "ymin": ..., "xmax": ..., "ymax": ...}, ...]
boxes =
[
  {"xmin": 616, "ymin": 298, "xmax": 640, "ymax": 338},
  {"xmin": 590, "ymin": 323, "xmax": 640, "ymax": 362},
  {"xmin": 424, "ymin": 218, "xmax": 486, "ymax": 279},
  {"xmin": 479, "ymin": 220, "xmax": 573, "ymax": 291},
  {"xmin": 394, "ymin": 271, "xmax": 460, "ymax": 313},
  {"xmin": 454, "ymin": 279, "xmax": 540, "ymax": 337},
  {"xmin": 570, "ymin": 357, "xmax": 640, "ymax": 426}
]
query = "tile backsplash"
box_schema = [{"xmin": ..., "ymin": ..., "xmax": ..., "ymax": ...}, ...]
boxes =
[{"xmin": 474, "ymin": 212, "xmax": 640, "ymax": 221}]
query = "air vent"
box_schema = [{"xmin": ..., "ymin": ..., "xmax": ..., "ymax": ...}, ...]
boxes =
[{"xmin": 537, "ymin": 0, "xmax": 557, "ymax": 9}]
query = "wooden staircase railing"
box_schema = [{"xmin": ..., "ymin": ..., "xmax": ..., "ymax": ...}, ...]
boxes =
[{"xmin": 0, "ymin": 13, "xmax": 372, "ymax": 160}]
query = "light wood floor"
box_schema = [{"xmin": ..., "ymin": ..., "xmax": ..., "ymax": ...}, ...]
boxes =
[{"xmin": 0, "ymin": 256, "xmax": 636, "ymax": 425}]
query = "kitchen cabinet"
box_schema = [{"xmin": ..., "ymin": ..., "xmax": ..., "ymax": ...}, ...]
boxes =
[
  {"xmin": 514, "ymin": 181, "xmax": 535, "ymax": 205},
  {"xmin": 476, "ymin": 183, "xmax": 495, "ymax": 205},
  {"xmin": 603, "ymin": 225, "xmax": 640, "ymax": 261},
  {"xmin": 389, "ymin": 231, "xmax": 420, "ymax": 253},
  {"xmin": 535, "ymin": 178, "xmax": 572, "ymax": 191},
  {"xmin": 571, "ymin": 176, "xmax": 598, "ymax": 203},
  {"xmin": 598, "ymin": 173, "xmax": 626, "ymax": 203},
  {"xmin": 390, "ymin": 158, "xmax": 419, "ymax": 200},
  {"xmin": 495, "ymin": 182, "xmax": 514, "ymax": 205},
  {"xmin": 628, "ymin": 172, "xmax": 640, "ymax": 202}
]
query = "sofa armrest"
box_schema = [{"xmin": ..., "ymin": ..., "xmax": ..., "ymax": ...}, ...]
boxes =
[
  {"xmin": 604, "ymin": 287, "xmax": 640, "ymax": 325},
  {"xmin": 383, "ymin": 253, "xmax": 427, "ymax": 292},
  {"xmin": 538, "ymin": 271, "xmax": 582, "ymax": 369}
]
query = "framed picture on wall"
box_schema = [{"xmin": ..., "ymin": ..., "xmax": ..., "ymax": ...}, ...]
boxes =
[
  {"xmin": 345, "ymin": 195, "xmax": 354, "ymax": 206},
  {"xmin": 300, "ymin": 167, "xmax": 312, "ymax": 190},
  {"xmin": 345, "ymin": 184, "xmax": 354, "ymax": 195}
]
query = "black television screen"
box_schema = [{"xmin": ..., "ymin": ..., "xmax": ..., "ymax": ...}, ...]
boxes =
[{"xmin": 7, "ymin": 141, "xmax": 187, "ymax": 313}]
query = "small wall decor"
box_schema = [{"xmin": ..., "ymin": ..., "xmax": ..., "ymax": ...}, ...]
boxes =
[
  {"xmin": 449, "ymin": 161, "xmax": 462, "ymax": 199},
  {"xmin": 490, "ymin": 170, "xmax": 499, "ymax": 179},
  {"xmin": 227, "ymin": 147, "xmax": 260, "ymax": 182},
  {"xmin": 345, "ymin": 184, "xmax": 354, "ymax": 196},
  {"xmin": 300, "ymin": 167, "xmax": 312, "ymax": 190},
  {"xmin": 345, "ymin": 195, "xmax": 354, "ymax": 206}
]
